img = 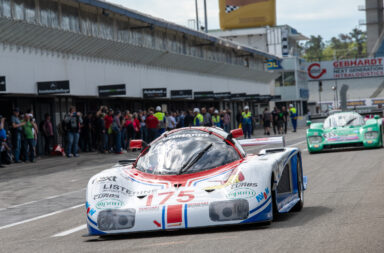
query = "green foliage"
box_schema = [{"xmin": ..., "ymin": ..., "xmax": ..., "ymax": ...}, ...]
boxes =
[{"xmin": 302, "ymin": 28, "xmax": 367, "ymax": 61}]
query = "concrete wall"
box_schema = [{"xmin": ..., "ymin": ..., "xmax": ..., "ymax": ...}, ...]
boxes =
[{"xmin": 0, "ymin": 45, "xmax": 271, "ymax": 97}]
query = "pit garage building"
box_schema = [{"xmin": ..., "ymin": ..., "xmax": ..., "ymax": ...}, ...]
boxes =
[{"xmin": 0, "ymin": 0, "xmax": 280, "ymax": 131}]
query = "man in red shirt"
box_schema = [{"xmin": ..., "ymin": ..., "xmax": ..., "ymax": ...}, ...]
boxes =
[
  {"xmin": 145, "ymin": 110, "xmax": 159, "ymax": 143},
  {"xmin": 104, "ymin": 108, "xmax": 114, "ymax": 151}
]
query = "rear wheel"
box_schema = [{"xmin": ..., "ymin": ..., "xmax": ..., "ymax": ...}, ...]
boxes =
[
  {"xmin": 271, "ymin": 176, "xmax": 278, "ymax": 220},
  {"xmin": 292, "ymin": 161, "xmax": 304, "ymax": 212}
]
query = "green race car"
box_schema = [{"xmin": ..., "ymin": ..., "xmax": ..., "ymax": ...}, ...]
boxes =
[{"xmin": 307, "ymin": 112, "xmax": 383, "ymax": 153}]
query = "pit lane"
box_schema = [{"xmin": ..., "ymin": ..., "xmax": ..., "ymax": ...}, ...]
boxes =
[{"xmin": 0, "ymin": 129, "xmax": 383, "ymax": 253}]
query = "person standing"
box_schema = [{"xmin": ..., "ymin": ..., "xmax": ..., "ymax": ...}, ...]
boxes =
[
  {"xmin": 145, "ymin": 110, "xmax": 159, "ymax": 143},
  {"xmin": 262, "ymin": 108, "xmax": 272, "ymax": 135},
  {"xmin": 139, "ymin": 111, "xmax": 147, "ymax": 142},
  {"xmin": 11, "ymin": 108, "xmax": 25, "ymax": 163},
  {"xmin": 184, "ymin": 110, "xmax": 194, "ymax": 127},
  {"xmin": 154, "ymin": 106, "xmax": 165, "ymax": 137},
  {"xmin": 271, "ymin": 107, "xmax": 278, "ymax": 135},
  {"xmin": 242, "ymin": 106, "xmax": 252, "ymax": 139},
  {"xmin": 42, "ymin": 113, "xmax": 54, "ymax": 155},
  {"xmin": 223, "ymin": 110, "xmax": 231, "ymax": 132},
  {"xmin": 95, "ymin": 108, "xmax": 106, "ymax": 153},
  {"xmin": 104, "ymin": 108, "xmax": 114, "ymax": 152},
  {"xmin": 289, "ymin": 104, "xmax": 298, "ymax": 132},
  {"xmin": 167, "ymin": 112, "xmax": 176, "ymax": 131},
  {"xmin": 282, "ymin": 106, "xmax": 289, "ymax": 134},
  {"xmin": 212, "ymin": 110, "xmax": 221, "ymax": 127},
  {"xmin": 64, "ymin": 106, "xmax": 82, "ymax": 158},
  {"xmin": 0, "ymin": 116, "xmax": 6, "ymax": 167},
  {"xmin": 112, "ymin": 110, "xmax": 123, "ymax": 154},
  {"xmin": 201, "ymin": 107, "xmax": 212, "ymax": 127},
  {"xmin": 22, "ymin": 113, "xmax": 38, "ymax": 162},
  {"xmin": 193, "ymin": 108, "xmax": 204, "ymax": 126}
]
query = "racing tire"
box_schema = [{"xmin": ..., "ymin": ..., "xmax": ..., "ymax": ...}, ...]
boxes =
[
  {"xmin": 292, "ymin": 162, "xmax": 304, "ymax": 212},
  {"xmin": 271, "ymin": 176, "xmax": 278, "ymax": 220}
]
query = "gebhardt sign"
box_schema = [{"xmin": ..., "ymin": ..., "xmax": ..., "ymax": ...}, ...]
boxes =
[{"xmin": 307, "ymin": 57, "xmax": 384, "ymax": 81}]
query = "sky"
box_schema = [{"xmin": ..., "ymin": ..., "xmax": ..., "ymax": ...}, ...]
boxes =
[{"xmin": 107, "ymin": 0, "xmax": 365, "ymax": 42}]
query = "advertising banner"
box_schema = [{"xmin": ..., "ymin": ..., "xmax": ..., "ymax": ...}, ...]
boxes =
[
  {"xmin": 0, "ymin": 76, "xmax": 5, "ymax": 92},
  {"xmin": 219, "ymin": 0, "xmax": 276, "ymax": 30},
  {"xmin": 37, "ymin": 80, "xmax": 70, "ymax": 95},
  {"xmin": 143, "ymin": 88, "xmax": 167, "ymax": 98},
  {"xmin": 171, "ymin": 90, "xmax": 193, "ymax": 99},
  {"xmin": 307, "ymin": 57, "xmax": 384, "ymax": 81},
  {"xmin": 194, "ymin": 91, "xmax": 214, "ymax": 99},
  {"xmin": 98, "ymin": 84, "xmax": 126, "ymax": 97}
]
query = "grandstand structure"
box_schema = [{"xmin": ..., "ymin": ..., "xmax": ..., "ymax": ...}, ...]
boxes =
[{"xmin": 0, "ymin": 0, "xmax": 281, "ymax": 130}]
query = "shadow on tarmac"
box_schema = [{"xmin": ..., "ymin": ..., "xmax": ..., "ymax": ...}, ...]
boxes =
[{"xmin": 84, "ymin": 206, "xmax": 332, "ymax": 242}]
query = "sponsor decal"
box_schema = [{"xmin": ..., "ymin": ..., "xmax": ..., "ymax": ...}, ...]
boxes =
[
  {"xmin": 230, "ymin": 182, "xmax": 258, "ymax": 189},
  {"xmin": 92, "ymin": 176, "xmax": 117, "ymax": 184},
  {"xmin": 256, "ymin": 188, "xmax": 270, "ymax": 203},
  {"xmin": 102, "ymin": 184, "xmax": 157, "ymax": 196},
  {"xmin": 139, "ymin": 206, "xmax": 160, "ymax": 213},
  {"xmin": 308, "ymin": 63, "xmax": 327, "ymax": 80},
  {"xmin": 327, "ymin": 135, "xmax": 359, "ymax": 142},
  {"xmin": 95, "ymin": 199, "xmax": 124, "ymax": 209},
  {"xmin": 187, "ymin": 202, "xmax": 209, "ymax": 208},
  {"xmin": 227, "ymin": 188, "xmax": 257, "ymax": 199},
  {"xmin": 94, "ymin": 193, "xmax": 120, "ymax": 200},
  {"xmin": 205, "ymin": 170, "xmax": 245, "ymax": 190}
]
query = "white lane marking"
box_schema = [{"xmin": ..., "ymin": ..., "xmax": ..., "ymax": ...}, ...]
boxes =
[
  {"xmin": 52, "ymin": 224, "xmax": 87, "ymax": 237},
  {"xmin": 0, "ymin": 204, "xmax": 84, "ymax": 230},
  {"xmin": 289, "ymin": 140, "xmax": 306, "ymax": 147},
  {"xmin": 1, "ymin": 189, "xmax": 86, "ymax": 211}
]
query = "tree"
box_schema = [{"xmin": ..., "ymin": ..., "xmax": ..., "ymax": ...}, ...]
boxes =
[
  {"xmin": 349, "ymin": 28, "xmax": 366, "ymax": 58},
  {"xmin": 303, "ymin": 35, "xmax": 325, "ymax": 61}
]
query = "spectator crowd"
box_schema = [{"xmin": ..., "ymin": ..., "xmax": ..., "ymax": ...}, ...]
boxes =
[{"xmin": 0, "ymin": 104, "xmax": 298, "ymax": 168}]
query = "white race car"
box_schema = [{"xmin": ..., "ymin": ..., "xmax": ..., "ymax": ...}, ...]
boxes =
[{"xmin": 86, "ymin": 127, "xmax": 307, "ymax": 235}]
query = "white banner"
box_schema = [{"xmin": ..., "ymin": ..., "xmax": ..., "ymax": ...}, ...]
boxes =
[{"xmin": 307, "ymin": 57, "xmax": 384, "ymax": 81}]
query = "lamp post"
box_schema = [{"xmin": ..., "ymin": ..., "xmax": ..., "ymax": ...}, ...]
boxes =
[
  {"xmin": 204, "ymin": 0, "xmax": 208, "ymax": 32},
  {"xmin": 195, "ymin": 0, "xmax": 199, "ymax": 30}
]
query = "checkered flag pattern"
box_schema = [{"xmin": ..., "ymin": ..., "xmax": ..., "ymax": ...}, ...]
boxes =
[{"xmin": 225, "ymin": 5, "xmax": 239, "ymax": 13}]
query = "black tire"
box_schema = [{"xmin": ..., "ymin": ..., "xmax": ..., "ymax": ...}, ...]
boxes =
[
  {"xmin": 292, "ymin": 161, "xmax": 304, "ymax": 212},
  {"xmin": 271, "ymin": 176, "xmax": 278, "ymax": 220}
]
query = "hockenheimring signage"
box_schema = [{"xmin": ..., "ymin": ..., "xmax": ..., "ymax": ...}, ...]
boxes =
[
  {"xmin": 98, "ymin": 84, "xmax": 126, "ymax": 97},
  {"xmin": 0, "ymin": 76, "xmax": 5, "ymax": 92},
  {"xmin": 143, "ymin": 88, "xmax": 167, "ymax": 98},
  {"xmin": 37, "ymin": 80, "xmax": 70, "ymax": 95}
]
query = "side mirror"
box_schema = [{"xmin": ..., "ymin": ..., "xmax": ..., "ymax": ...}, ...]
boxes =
[
  {"xmin": 129, "ymin": 140, "xmax": 148, "ymax": 150},
  {"xmin": 374, "ymin": 115, "xmax": 380, "ymax": 120},
  {"xmin": 306, "ymin": 121, "xmax": 312, "ymax": 126},
  {"xmin": 230, "ymin": 129, "xmax": 243, "ymax": 139}
]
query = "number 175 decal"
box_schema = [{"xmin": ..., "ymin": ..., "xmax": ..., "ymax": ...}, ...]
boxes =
[{"xmin": 146, "ymin": 190, "xmax": 195, "ymax": 206}]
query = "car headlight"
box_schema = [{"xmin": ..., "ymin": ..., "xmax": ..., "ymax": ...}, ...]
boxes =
[
  {"xmin": 209, "ymin": 199, "xmax": 249, "ymax": 222},
  {"xmin": 365, "ymin": 131, "xmax": 378, "ymax": 140},
  {"xmin": 308, "ymin": 136, "xmax": 322, "ymax": 144},
  {"xmin": 97, "ymin": 209, "xmax": 135, "ymax": 231}
]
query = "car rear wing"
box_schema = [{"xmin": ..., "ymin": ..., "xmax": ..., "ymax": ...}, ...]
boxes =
[{"xmin": 238, "ymin": 136, "xmax": 285, "ymax": 147}]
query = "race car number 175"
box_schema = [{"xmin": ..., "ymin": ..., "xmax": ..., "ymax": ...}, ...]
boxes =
[{"xmin": 146, "ymin": 190, "xmax": 195, "ymax": 206}]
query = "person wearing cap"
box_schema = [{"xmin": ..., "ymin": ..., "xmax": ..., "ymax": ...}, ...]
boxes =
[
  {"xmin": 11, "ymin": 108, "xmax": 25, "ymax": 163},
  {"xmin": 212, "ymin": 110, "xmax": 221, "ymax": 127},
  {"xmin": 154, "ymin": 106, "xmax": 166, "ymax": 137},
  {"xmin": 289, "ymin": 104, "xmax": 298, "ymax": 132},
  {"xmin": 242, "ymin": 106, "xmax": 252, "ymax": 139},
  {"xmin": 193, "ymin": 108, "xmax": 204, "ymax": 126}
]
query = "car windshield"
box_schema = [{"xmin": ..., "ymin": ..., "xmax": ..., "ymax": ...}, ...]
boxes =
[
  {"xmin": 135, "ymin": 129, "xmax": 240, "ymax": 175},
  {"xmin": 323, "ymin": 112, "xmax": 365, "ymax": 129}
]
